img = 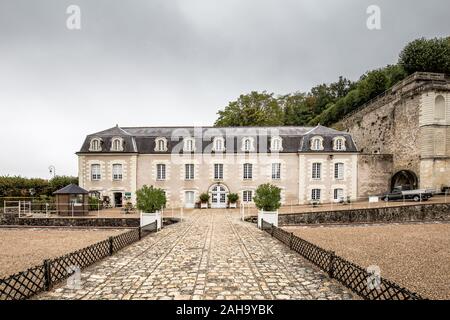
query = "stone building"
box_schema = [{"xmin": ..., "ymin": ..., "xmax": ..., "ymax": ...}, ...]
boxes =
[
  {"xmin": 77, "ymin": 125, "xmax": 359, "ymax": 207},
  {"xmin": 337, "ymin": 72, "xmax": 450, "ymax": 195}
]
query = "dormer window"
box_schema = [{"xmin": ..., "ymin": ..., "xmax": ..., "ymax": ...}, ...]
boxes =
[
  {"xmin": 111, "ymin": 137, "xmax": 124, "ymax": 151},
  {"xmin": 183, "ymin": 137, "xmax": 196, "ymax": 152},
  {"xmin": 311, "ymin": 136, "xmax": 324, "ymax": 151},
  {"xmin": 155, "ymin": 137, "xmax": 168, "ymax": 152},
  {"xmin": 212, "ymin": 137, "xmax": 225, "ymax": 152},
  {"xmin": 270, "ymin": 136, "xmax": 283, "ymax": 152},
  {"xmin": 333, "ymin": 137, "xmax": 346, "ymax": 151},
  {"xmin": 89, "ymin": 138, "xmax": 102, "ymax": 152},
  {"xmin": 241, "ymin": 137, "xmax": 255, "ymax": 152}
]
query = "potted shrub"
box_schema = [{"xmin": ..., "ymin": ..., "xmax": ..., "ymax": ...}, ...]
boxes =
[
  {"xmin": 136, "ymin": 185, "xmax": 166, "ymax": 230},
  {"xmin": 199, "ymin": 193, "xmax": 210, "ymax": 209},
  {"xmin": 227, "ymin": 193, "xmax": 239, "ymax": 208},
  {"xmin": 253, "ymin": 183, "xmax": 281, "ymax": 228}
]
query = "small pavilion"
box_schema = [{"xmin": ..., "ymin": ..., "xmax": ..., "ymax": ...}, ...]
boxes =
[{"xmin": 53, "ymin": 184, "xmax": 89, "ymax": 216}]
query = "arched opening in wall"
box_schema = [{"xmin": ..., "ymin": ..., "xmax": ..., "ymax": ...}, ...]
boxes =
[
  {"xmin": 390, "ymin": 170, "xmax": 418, "ymax": 191},
  {"xmin": 434, "ymin": 95, "xmax": 445, "ymax": 120}
]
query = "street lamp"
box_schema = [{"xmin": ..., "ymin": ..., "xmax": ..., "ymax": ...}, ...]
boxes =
[{"xmin": 48, "ymin": 165, "xmax": 56, "ymax": 179}]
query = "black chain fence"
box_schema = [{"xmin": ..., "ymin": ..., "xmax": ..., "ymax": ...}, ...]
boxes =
[
  {"xmin": 261, "ymin": 220, "xmax": 424, "ymax": 300},
  {"xmin": 0, "ymin": 221, "xmax": 158, "ymax": 300}
]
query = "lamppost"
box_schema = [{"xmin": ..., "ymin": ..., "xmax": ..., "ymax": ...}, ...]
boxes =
[{"xmin": 48, "ymin": 165, "xmax": 56, "ymax": 179}]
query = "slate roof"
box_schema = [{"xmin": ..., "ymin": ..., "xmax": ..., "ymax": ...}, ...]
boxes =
[
  {"xmin": 78, "ymin": 125, "xmax": 358, "ymax": 154},
  {"xmin": 53, "ymin": 184, "xmax": 89, "ymax": 195}
]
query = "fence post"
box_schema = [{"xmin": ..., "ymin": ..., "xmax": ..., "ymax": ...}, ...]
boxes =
[
  {"xmin": 289, "ymin": 232, "xmax": 294, "ymax": 250},
  {"xmin": 271, "ymin": 223, "xmax": 274, "ymax": 237},
  {"xmin": 109, "ymin": 236, "xmax": 114, "ymax": 255},
  {"xmin": 43, "ymin": 259, "xmax": 52, "ymax": 291},
  {"xmin": 328, "ymin": 251, "xmax": 336, "ymax": 279},
  {"xmin": 138, "ymin": 227, "xmax": 142, "ymax": 240}
]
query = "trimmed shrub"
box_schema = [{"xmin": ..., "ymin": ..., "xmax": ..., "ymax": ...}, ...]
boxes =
[
  {"xmin": 136, "ymin": 185, "xmax": 166, "ymax": 213},
  {"xmin": 253, "ymin": 183, "xmax": 281, "ymax": 211}
]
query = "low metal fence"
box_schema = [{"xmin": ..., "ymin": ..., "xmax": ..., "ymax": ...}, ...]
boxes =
[
  {"xmin": 261, "ymin": 220, "xmax": 424, "ymax": 300},
  {"xmin": 0, "ymin": 221, "xmax": 157, "ymax": 300}
]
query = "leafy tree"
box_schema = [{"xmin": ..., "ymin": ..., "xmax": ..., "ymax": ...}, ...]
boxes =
[
  {"xmin": 136, "ymin": 185, "xmax": 166, "ymax": 213},
  {"xmin": 399, "ymin": 37, "xmax": 450, "ymax": 75},
  {"xmin": 253, "ymin": 183, "xmax": 281, "ymax": 212},
  {"xmin": 214, "ymin": 91, "xmax": 284, "ymax": 127},
  {"xmin": 49, "ymin": 176, "xmax": 79, "ymax": 193}
]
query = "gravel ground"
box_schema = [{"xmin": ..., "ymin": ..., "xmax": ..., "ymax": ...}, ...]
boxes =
[
  {"xmin": 0, "ymin": 228, "xmax": 126, "ymax": 278},
  {"xmin": 285, "ymin": 223, "xmax": 450, "ymax": 300}
]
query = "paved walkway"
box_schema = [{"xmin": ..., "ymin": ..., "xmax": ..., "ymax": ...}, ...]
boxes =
[{"xmin": 36, "ymin": 210, "xmax": 354, "ymax": 300}]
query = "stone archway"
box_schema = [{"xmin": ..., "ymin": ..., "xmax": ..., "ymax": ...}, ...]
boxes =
[
  {"xmin": 390, "ymin": 170, "xmax": 418, "ymax": 191},
  {"xmin": 208, "ymin": 183, "xmax": 229, "ymax": 209}
]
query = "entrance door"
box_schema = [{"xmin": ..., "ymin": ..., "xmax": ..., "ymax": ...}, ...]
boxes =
[
  {"xmin": 114, "ymin": 192, "xmax": 123, "ymax": 207},
  {"xmin": 211, "ymin": 185, "xmax": 227, "ymax": 208},
  {"xmin": 185, "ymin": 191, "xmax": 195, "ymax": 209}
]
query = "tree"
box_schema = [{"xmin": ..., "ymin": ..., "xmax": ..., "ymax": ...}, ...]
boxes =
[
  {"xmin": 253, "ymin": 183, "xmax": 281, "ymax": 212},
  {"xmin": 399, "ymin": 37, "xmax": 450, "ymax": 75},
  {"xmin": 214, "ymin": 91, "xmax": 284, "ymax": 127},
  {"xmin": 135, "ymin": 185, "xmax": 166, "ymax": 213},
  {"xmin": 49, "ymin": 176, "xmax": 79, "ymax": 193}
]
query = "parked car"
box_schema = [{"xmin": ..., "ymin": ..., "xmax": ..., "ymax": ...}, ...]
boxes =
[{"xmin": 381, "ymin": 186, "xmax": 433, "ymax": 202}]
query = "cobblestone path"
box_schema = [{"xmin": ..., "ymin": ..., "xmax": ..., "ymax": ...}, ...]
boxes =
[{"xmin": 36, "ymin": 210, "xmax": 354, "ymax": 300}]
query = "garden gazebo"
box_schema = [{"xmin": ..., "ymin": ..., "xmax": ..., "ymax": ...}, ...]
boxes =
[{"xmin": 53, "ymin": 184, "xmax": 89, "ymax": 216}]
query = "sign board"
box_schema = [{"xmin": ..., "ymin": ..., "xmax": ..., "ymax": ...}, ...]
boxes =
[{"xmin": 369, "ymin": 196, "xmax": 379, "ymax": 203}]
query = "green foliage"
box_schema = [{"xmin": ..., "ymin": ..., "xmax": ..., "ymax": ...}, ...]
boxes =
[
  {"xmin": 227, "ymin": 193, "xmax": 239, "ymax": 203},
  {"xmin": 0, "ymin": 175, "xmax": 78, "ymax": 198},
  {"xmin": 88, "ymin": 196, "xmax": 101, "ymax": 210},
  {"xmin": 214, "ymin": 36, "xmax": 447, "ymax": 128},
  {"xmin": 253, "ymin": 183, "xmax": 281, "ymax": 211},
  {"xmin": 199, "ymin": 193, "xmax": 210, "ymax": 202},
  {"xmin": 135, "ymin": 185, "xmax": 166, "ymax": 213},
  {"xmin": 399, "ymin": 37, "xmax": 450, "ymax": 75},
  {"xmin": 214, "ymin": 91, "xmax": 284, "ymax": 127}
]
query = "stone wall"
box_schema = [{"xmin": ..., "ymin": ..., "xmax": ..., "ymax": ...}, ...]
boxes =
[
  {"xmin": 357, "ymin": 154, "xmax": 393, "ymax": 197},
  {"xmin": 337, "ymin": 72, "xmax": 450, "ymax": 191},
  {"xmin": 0, "ymin": 214, "xmax": 140, "ymax": 227},
  {"xmin": 275, "ymin": 203, "xmax": 450, "ymax": 226}
]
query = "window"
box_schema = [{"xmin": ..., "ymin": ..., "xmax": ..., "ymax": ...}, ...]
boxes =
[
  {"xmin": 272, "ymin": 163, "xmax": 281, "ymax": 180},
  {"xmin": 185, "ymin": 164, "xmax": 194, "ymax": 180},
  {"xmin": 214, "ymin": 163, "xmax": 223, "ymax": 180},
  {"xmin": 156, "ymin": 164, "xmax": 166, "ymax": 180},
  {"xmin": 312, "ymin": 163, "xmax": 321, "ymax": 180},
  {"xmin": 112, "ymin": 164, "xmax": 123, "ymax": 181},
  {"xmin": 311, "ymin": 189, "xmax": 321, "ymax": 201},
  {"xmin": 243, "ymin": 163, "xmax": 253, "ymax": 180},
  {"xmin": 213, "ymin": 137, "xmax": 225, "ymax": 152},
  {"xmin": 155, "ymin": 137, "xmax": 167, "ymax": 152},
  {"xmin": 334, "ymin": 188, "xmax": 344, "ymax": 201},
  {"xmin": 183, "ymin": 137, "xmax": 195, "ymax": 152},
  {"xmin": 91, "ymin": 164, "xmax": 101, "ymax": 181},
  {"xmin": 333, "ymin": 137, "xmax": 346, "ymax": 151},
  {"xmin": 243, "ymin": 190, "xmax": 253, "ymax": 203},
  {"xmin": 311, "ymin": 136, "xmax": 323, "ymax": 151},
  {"xmin": 89, "ymin": 138, "xmax": 102, "ymax": 151},
  {"xmin": 334, "ymin": 163, "xmax": 344, "ymax": 180},
  {"xmin": 270, "ymin": 136, "xmax": 283, "ymax": 152},
  {"xmin": 111, "ymin": 138, "xmax": 123, "ymax": 151},
  {"xmin": 242, "ymin": 137, "xmax": 254, "ymax": 152},
  {"xmin": 435, "ymin": 95, "xmax": 445, "ymax": 120}
]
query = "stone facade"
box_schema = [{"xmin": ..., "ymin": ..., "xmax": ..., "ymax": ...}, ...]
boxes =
[
  {"xmin": 337, "ymin": 72, "xmax": 450, "ymax": 194},
  {"xmin": 78, "ymin": 126, "xmax": 359, "ymax": 207}
]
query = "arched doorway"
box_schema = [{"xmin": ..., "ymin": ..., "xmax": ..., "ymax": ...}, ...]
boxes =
[
  {"xmin": 209, "ymin": 184, "xmax": 229, "ymax": 208},
  {"xmin": 390, "ymin": 170, "xmax": 418, "ymax": 191}
]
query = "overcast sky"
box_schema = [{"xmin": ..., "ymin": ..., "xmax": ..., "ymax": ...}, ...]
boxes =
[{"xmin": 0, "ymin": 0, "xmax": 449, "ymax": 178}]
